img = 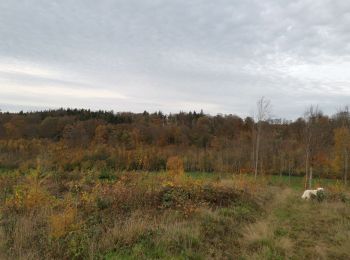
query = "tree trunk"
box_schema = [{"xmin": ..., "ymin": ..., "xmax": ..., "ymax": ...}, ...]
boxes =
[
  {"xmin": 254, "ymin": 124, "xmax": 261, "ymax": 179},
  {"xmin": 345, "ymin": 149, "xmax": 348, "ymax": 186},
  {"xmin": 251, "ymin": 133, "xmax": 255, "ymax": 172},
  {"xmin": 304, "ymin": 150, "xmax": 309, "ymax": 189},
  {"xmin": 288, "ymin": 161, "xmax": 291, "ymax": 185},
  {"xmin": 309, "ymin": 166, "xmax": 313, "ymax": 189},
  {"xmin": 279, "ymin": 158, "xmax": 282, "ymax": 181}
]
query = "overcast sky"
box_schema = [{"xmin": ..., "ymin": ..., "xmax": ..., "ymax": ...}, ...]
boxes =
[{"xmin": 1, "ymin": 0, "xmax": 350, "ymax": 119}]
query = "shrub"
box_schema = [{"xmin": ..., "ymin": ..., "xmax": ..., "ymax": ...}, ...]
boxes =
[
  {"xmin": 98, "ymin": 168, "xmax": 116, "ymax": 181},
  {"xmin": 316, "ymin": 189, "xmax": 326, "ymax": 202},
  {"xmin": 49, "ymin": 206, "xmax": 77, "ymax": 239},
  {"xmin": 166, "ymin": 156, "xmax": 184, "ymax": 178}
]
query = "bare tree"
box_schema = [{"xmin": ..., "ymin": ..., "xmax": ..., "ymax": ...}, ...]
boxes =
[
  {"xmin": 304, "ymin": 105, "xmax": 322, "ymax": 189},
  {"xmin": 254, "ymin": 97, "xmax": 271, "ymax": 179},
  {"xmin": 335, "ymin": 105, "xmax": 349, "ymax": 128}
]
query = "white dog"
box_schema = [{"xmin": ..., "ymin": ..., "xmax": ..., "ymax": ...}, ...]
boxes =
[{"xmin": 301, "ymin": 187, "xmax": 324, "ymax": 200}]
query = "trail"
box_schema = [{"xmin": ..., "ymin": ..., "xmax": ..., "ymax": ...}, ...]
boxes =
[
  {"xmin": 241, "ymin": 187, "xmax": 295, "ymax": 252},
  {"xmin": 252, "ymin": 186, "xmax": 294, "ymax": 225},
  {"xmin": 268, "ymin": 187, "xmax": 293, "ymax": 209},
  {"xmin": 242, "ymin": 186, "xmax": 350, "ymax": 259},
  {"xmin": 240, "ymin": 187, "xmax": 300, "ymax": 259}
]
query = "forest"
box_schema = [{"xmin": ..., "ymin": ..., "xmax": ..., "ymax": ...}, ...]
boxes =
[{"xmin": 0, "ymin": 106, "xmax": 349, "ymax": 182}]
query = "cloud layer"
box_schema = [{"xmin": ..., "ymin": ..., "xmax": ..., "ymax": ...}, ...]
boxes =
[{"xmin": 1, "ymin": 0, "xmax": 350, "ymax": 118}]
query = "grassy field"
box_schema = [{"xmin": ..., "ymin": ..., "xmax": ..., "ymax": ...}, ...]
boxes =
[{"xmin": 0, "ymin": 169, "xmax": 349, "ymax": 259}]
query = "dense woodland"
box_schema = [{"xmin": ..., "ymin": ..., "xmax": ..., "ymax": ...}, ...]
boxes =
[{"xmin": 0, "ymin": 107, "xmax": 349, "ymax": 181}]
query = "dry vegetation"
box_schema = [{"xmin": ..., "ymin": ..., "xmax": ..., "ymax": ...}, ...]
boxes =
[
  {"xmin": 1, "ymin": 109, "xmax": 350, "ymax": 259},
  {"xmin": 0, "ymin": 167, "xmax": 349, "ymax": 260},
  {"xmin": 0, "ymin": 166, "xmax": 268, "ymax": 259}
]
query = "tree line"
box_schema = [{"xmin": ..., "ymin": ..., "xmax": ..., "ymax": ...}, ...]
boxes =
[{"xmin": 0, "ymin": 105, "xmax": 349, "ymax": 185}]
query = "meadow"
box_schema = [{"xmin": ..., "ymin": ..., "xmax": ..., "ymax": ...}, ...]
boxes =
[{"xmin": 0, "ymin": 167, "xmax": 349, "ymax": 260}]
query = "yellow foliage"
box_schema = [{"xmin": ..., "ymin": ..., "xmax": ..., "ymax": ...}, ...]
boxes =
[
  {"xmin": 4, "ymin": 178, "xmax": 52, "ymax": 212},
  {"xmin": 166, "ymin": 156, "xmax": 184, "ymax": 178},
  {"xmin": 327, "ymin": 180, "xmax": 346, "ymax": 193},
  {"xmin": 23, "ymin": 188, "xmax": 50, "ymax": 210},
  {"xmin": 6, "ymin": 187, "xmax": 24, "ymax": 210},
  {"xmin": 49, "ymin": 206, "xmax": 77, "ymax": 239},
  {"xmin": 162, "ymin": 181, "xmax": 175, "ymax": 188},
  {"xmin": 81, "ymin": 191, "xmax": 91, "ymax": 204}
]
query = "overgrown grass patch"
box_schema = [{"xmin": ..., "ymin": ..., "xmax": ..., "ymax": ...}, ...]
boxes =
[{"xmin": 1, "ymin": 170, "xmax": 349, "ymax": 259}]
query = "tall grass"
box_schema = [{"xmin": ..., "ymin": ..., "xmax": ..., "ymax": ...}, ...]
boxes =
[{"xmin": 0, "ymin": 169, "xmax": 349, "ymax": 259}]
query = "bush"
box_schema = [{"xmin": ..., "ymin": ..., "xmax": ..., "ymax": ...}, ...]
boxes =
[
  {"xmin": 166, "ymin": 156, "xmax": 184, "ymax": 178},
  {"xmin": 316, "ymin": 189, "xmax": 326, "ymax": 202},
  {"xmin": 98, "ymin": 169, "xmax": 116, "ymax": 181}
]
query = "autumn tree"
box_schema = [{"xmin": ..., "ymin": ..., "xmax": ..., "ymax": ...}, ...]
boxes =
[
  {"xmin": 0, "ymin": 107, "xmax": 344, "ymax": 176},
  {"xmin": 94, "ymin": 125, "xmax": 110, "ymax": 145},
  {"xmin": 39, "ymin": 117, "xmax": 60, "ymax": 139},
  {"xmin": 333, "ymin": 127, "xmax": 350, "ymax": 185},
  {"xmin": 166, "ymin": 156, "xmax": 184, "ymax": 178},
  {"xmin": 62, "ymin": 123, "xmax": 89, "ymax": 148}
]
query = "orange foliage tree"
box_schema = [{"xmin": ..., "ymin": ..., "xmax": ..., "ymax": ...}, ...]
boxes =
[{"xmin": 166, "ymin": 156, "xmax": 184, "ymax": 178}]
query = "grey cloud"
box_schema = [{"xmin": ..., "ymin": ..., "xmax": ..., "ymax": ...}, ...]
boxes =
[{"xmin": 1, "ymin": 0, "xmax": 350, "ymax": 119}]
